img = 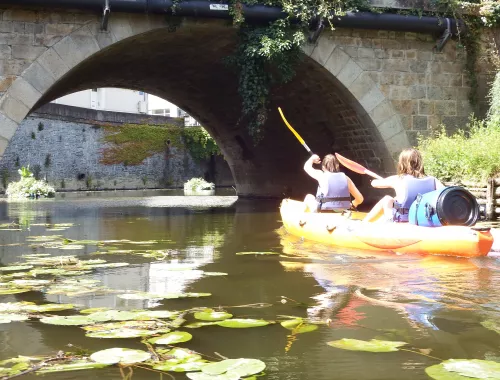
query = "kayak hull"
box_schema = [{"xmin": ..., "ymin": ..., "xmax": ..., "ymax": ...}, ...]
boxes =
[{"xmin": 280, "ymin": 199, "xmax": 493, "ymax": 258}]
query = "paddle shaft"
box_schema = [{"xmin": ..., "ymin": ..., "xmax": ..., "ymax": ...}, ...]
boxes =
[{"xmin": 278, "ymin": 107, "xmax": 313, "ymax": 156}]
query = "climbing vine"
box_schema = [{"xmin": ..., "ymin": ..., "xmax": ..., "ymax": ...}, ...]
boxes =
[
  {"xmin": 99, "ymin": 124, "xmax": 220, "ymax": 166},
  {"xmin": 226, "ymin": 0, "xmax": 500, "ymax": 139}
]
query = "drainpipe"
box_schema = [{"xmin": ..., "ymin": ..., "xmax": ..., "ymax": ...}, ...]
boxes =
[{"xmin": 2, "ymin": 0, "xmax": 464, "ymax": 35}]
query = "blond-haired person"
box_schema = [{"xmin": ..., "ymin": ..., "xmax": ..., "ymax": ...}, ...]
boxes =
[
  {"xmin": 363, "ymin": 148, "xmax": 445, "ymax": 223},
  {"xmin": 303, "ymin": 154, "xmax": 363, "ymax": 213}
]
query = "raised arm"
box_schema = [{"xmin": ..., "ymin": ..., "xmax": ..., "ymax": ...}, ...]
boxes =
[
  {"xmin": 347, "ymin": 178, "xmax": 364, "ymax": 207},
  {"xmin": 304, "ymin": 154, "xmax": 323, "ymax": 182},
  {"xmin": 370, "ymin": 175, "xmax": 399, "ymax": 189}
]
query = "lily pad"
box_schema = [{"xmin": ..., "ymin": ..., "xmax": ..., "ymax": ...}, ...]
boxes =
[
  {"xmin": 0, "ymin": 266, "xmax": 33, "ymax": 272},
  {"xmin": 90, "ymin": 348, "xmax": 151, "ymax": 365},
  {"xmin": 86, "ymin": 329, "xmax": 156, "ymax": 339},
  {"xmin": 235, "ymin": 252, "xmax": 279, "ymax": 256},
  {"xmin": 39, "ymin": 315, "xmax": 95, "ymax": 326},
  {"xmin": 160, "ymin": 347, "xmax": 202, "ymax": 362},
  {"xmin": 36, "ymin": 361, "xmax": 109, "ymax": 373},
  {"xmin": 326, "ymin": 339, "xmax": 407, "ymax": 352},
  {"xmin": 280, "ymin": 318, "xmax": 318, "ymax": 334},
  {"xmin": 194, "ymin": 309, "xmax": 233, "ymax": 321},
  {"xmin": 426, "ymin": 359, "xmax": 500, "ymax": 379},
  {"xmin": 11, "ymin": 279, "xmax": 51, "ymax": 286},
  {"xmin": 154, "ymin": 361, "xmax": 209, "ymax": 372},
  {"xmin": 0, "ymin": 288, "xmax": 31, "ymax": 295},
  {"xmin": 149, "ymin": 331, "xmax": 193, "ymax": 345},
  {"xmin": 216, "ymin": 319, "xmax": 270, "ymax": 328},
  {"xmin": 80, "ymin": 307, "xmax": 111, "ymax": 314},
  {"xmin": 136, "ymin": 310, "xmax": 179, "ymax": 320},
  {"xmin": 23, "ymin": 303, "xmax": 75, "ymax": 313},
  {"xmin": 187, "ymin": 373, "xmax": 239, "ymax": 380},
  {"xmin": 202, "ymin": 358, "xmax": 266, "ymax": 377},
  {"xmin": 0, "ymin": 314, "xmax": 29, "ymax": 323},
  {"xmin": 185, "ymin": 321, "xmax": 218, "ymax": 329},
  {"xmin": 87, "ymin": 310, "xmax": 139, "ymax": 322}
]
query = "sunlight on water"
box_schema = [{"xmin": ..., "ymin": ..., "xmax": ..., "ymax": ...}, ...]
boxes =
[{"xmin": 0, "ymin": 192, "xmax": 499, "ymax": 379}]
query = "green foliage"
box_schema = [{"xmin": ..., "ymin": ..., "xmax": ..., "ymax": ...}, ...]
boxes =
[
  {"xmin": 100, "ymin": 124, "xmax": 220, "ymax": 165},
  {"xmin": 38, "ymin": 122, "xmax": 44, "ymax": 131},
  {"xmin": 418, "ymin": 118, "xmax": 500, "ymax": 183},
  {"xmin": 182, "ymin": 127, "xmax": 221, "ymax": 161},
  {"xmin": 6, "ymin": 166, "xmax": 55, "ymax": 199},
  {"xmin": 227, "ymin": 0, "xmax": 369, "ymax": 139},
  {"xmin": 85, "ymin": 174, "xmax": 93, "ymax": 189},
  {"xmin": 184, "ymin": 177, "xmax": 215, "ymax": 191},
  {"xmin": 31, "ymin": 131, "xmax": 35, "ymax": 140},
  {"xmin": 487, "ymin": 71, "xmax": 500, "ymax": 124}
]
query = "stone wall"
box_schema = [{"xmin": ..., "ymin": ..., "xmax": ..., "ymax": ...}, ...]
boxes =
[{"xmin": 0, "ymin": 104, "xmax": 234, "ymax": 191}]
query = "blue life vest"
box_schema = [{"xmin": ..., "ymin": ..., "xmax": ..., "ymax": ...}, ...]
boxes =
[
  {"xmin": 393, "ymin": 176, "xmax": 436, "ymax": 222},
  {"xmin": 316, "ymin": 172, "xmax": 351, "ymax": 211}
]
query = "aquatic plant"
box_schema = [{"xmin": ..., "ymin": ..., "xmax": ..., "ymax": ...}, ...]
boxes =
[
  {"xmin": 184, "ymin": 177, "xmax": 215, "ymax": 191},
  {"xmin": 6, "ymin": 166, "xmax": 55, "ymax": 199}
]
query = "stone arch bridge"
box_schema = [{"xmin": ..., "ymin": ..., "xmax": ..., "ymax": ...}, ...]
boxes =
[{"xmin": 0, "ymin": 4, "xmax": 492, "ymax": 197}]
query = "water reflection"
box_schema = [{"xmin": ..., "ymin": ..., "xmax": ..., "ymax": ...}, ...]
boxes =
[{"xmin": 0, "ymin": 192, "xmax": 499, "ymax": 379}]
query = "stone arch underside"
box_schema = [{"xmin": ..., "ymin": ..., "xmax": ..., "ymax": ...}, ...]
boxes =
[{"xmin": 0, "ymin": 14, "xmax": 407, "ymax": 198}]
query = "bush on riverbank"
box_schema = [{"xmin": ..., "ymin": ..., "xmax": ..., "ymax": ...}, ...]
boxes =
[
  {"xmin": 184, "ymin": 178, "xmax": 215, "ymax": 191},
  {"xmin": 6, "ymin": 166, "xmax": 55, "ymax": 199},
  {"xmin": 418, "ymin": 72, "xmax": 500, "ymax": 184}
]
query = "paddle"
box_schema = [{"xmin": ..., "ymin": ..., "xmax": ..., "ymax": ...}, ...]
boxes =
[
  {"xmin": 278, "ymin": 107, "xmax": 313, "ymax": 156},
  {"xmin": 335, "ymin": 153, "xmax": 383, "ymax": 180}
]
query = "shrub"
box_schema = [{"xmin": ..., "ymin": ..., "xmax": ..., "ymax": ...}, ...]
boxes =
[
  {"xmin": 184, "ymin": 177, "xmax": 215, "ymax": 191},
  {"xmin": 6, "ymin": 166, "xmax": 55, "ymax": 199},
  {"xmin": 418, "ymin": 118, "xmax": 500, "ymax": 183}
]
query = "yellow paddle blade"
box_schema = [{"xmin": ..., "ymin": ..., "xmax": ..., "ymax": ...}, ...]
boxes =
[{"xmin": 278, "ymin": 107, "xmax": 305, "ymax": 145}]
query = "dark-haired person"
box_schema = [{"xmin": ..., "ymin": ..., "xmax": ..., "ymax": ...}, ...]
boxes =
[
  {"xmin": 303, "ymin": 154, "xmax": 364, "ymax": 213},
  {"xmin": 363, "ymin": 148, "xmax": 444, "ymax": 222}
]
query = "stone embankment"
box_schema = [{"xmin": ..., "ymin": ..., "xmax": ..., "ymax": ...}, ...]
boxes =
[{"xmin": 0, "ymin": 104, "xmax": 234, "ymax": 191}]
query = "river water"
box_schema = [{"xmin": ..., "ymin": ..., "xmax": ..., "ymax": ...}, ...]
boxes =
[{"xmin": 0, "ymin": 190, "xmax": 500, "ymax": 380}]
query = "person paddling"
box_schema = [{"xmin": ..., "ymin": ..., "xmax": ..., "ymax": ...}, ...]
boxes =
[
  {"xmin": 363, "ymin": 148, "xmax": 445, "ymax": 222},
  {"xmin": 303, "ymin": 154, "xmax": 364, "ymax": 213}
]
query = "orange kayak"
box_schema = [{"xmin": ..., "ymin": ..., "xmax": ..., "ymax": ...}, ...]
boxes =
[{"xmin": 280, "ymin": 199, "xmax": 494, "ymax": 258}]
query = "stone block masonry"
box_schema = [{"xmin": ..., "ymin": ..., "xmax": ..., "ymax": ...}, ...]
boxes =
[{"xmin": 0, "ymin": 104, "xmax": 233, "ymax": 191}]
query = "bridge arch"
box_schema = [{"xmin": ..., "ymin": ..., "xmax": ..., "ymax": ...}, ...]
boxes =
[{"xmin": 0, "ymin": 12, "xmax": 411, "ymax": 197}]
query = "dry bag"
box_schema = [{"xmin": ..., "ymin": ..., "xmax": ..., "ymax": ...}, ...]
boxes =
[{"xmin": 408, "ymin": 186, "xmax": 479, "ymax": 227}]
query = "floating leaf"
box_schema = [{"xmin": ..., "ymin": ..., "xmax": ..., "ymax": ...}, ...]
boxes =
[
  {"xmin": 23, "ymin": 303, "xmax": 75, "ymax": 313},
  {"xmin": 0, "ymin": 288, "xmax": 32, "ymax": 295},
  {"xmin": 194, "ymin": 309, "xmax": 232, "ymax": 321},
  {"xmin": 159, "ymin": 347, "xmax": 202, "ymax": 362},
  {"xmin": 187, "ymin": 373, "xmax": 239, "ymax": 380},
  {"xmin": 39, "ymin": 315, "xmax": 95, "ymax": 326},
  {"xmin": 153, "ymin": 361, "xmax": 209, "ymax": 372},
  {"xmin": 149, "ymin": 331, "xmax": 193, "ymax": 345},
  {"xmin": 0, "ymin": 266, "xmax": 33, "ymax": 272},
  {"xmin": 87, "ymin": 310, "xmax": 138, "ymax": 322},
  {"xmin": 216, "ymin": 319, "xmax": 270, "ymax": 328},
  {"xmin": 202, "ymin": 358, "xmax": 266, "ymax": 377},
  {"xmin": 80, "ymin": 307, "xmax": 111, "ymax": 314},
  {"xmin": 90, "ymin": 348, "xmax": 150, "ymax": 365},
  {"xmin": 136, "ymin": 310, "xmax": 179, "ymax": 320},
  {"xmin": 36, "ymin": 360, "xmax": 109, "ymax": 373},
  {"xmin": 184, "ymin": 322, "xmax": 218, "ymax": 329},
  {"xmin": 426, "ymin": 359, "xmax": 500, "ymax": 379},
  {"xmin": 86, "ymin": 329, "xmax": 156, "ymax": 339},
  {"xmin": 326, "ymin": 339, "xmax": 407, "ymax": 352},
  {"xmin": 11, "ymin": 279, "xmax": 51, "ymax": 286},
  {"xmin": 0, "ymin": 314, "xmax": 29, "ymax": 323},
  {"xmin": 81, "ymin": 262, "xmax": 130, "ymax": 269},
  {"xmin": 280, "ymin": 318, "xmax": 318, "ymax": 334},
  {"xmin": 235, "ymin": 252, "xmax": 279, "ymax": 256}
]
